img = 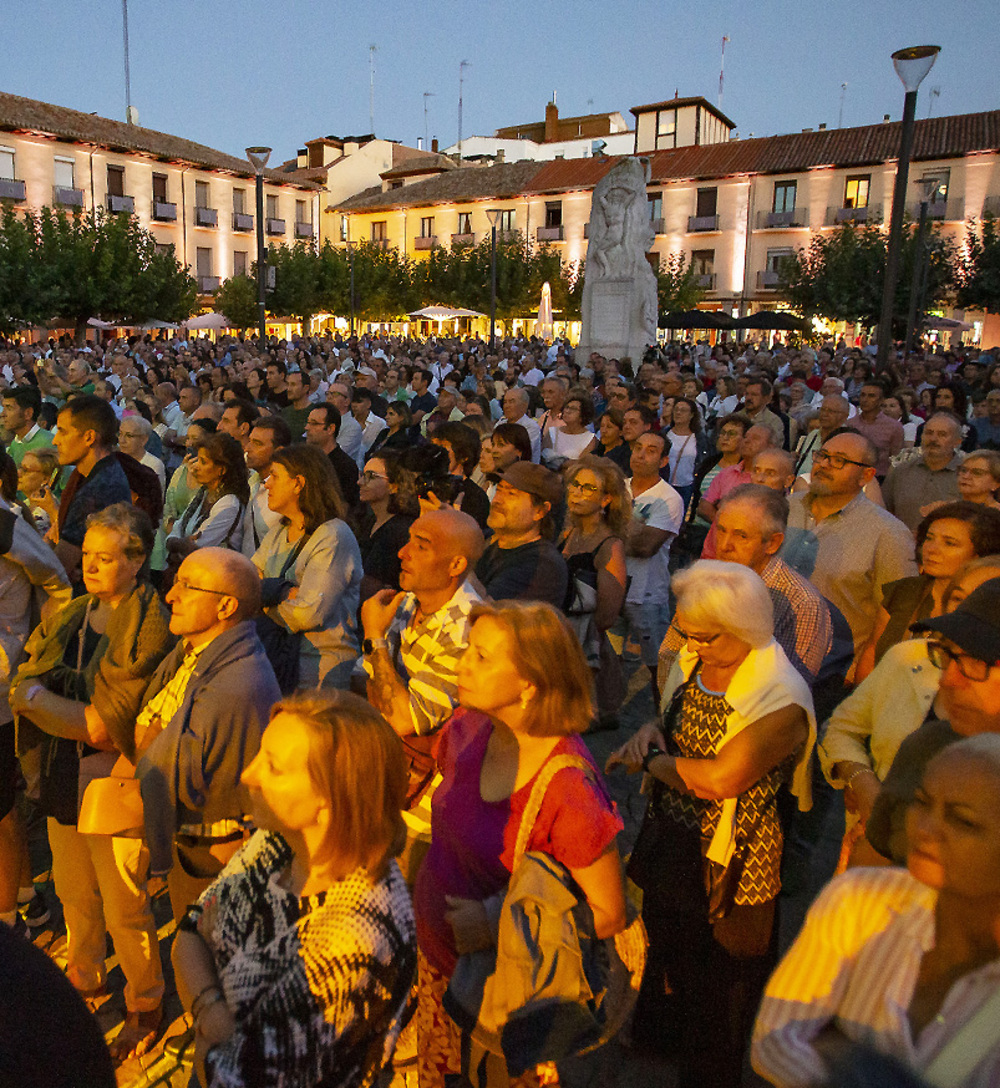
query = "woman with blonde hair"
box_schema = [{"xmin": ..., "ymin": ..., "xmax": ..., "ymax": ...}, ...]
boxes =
[
  {"xmin": 413, "ymin": 601, "xmax": 626, "ymax": 1087},
  {"xmin": 608, "ymin": 560, "xmax": 815, "ymax": 1088},
  {"xmin": 560, "ymin": 456, "xmax": 629, "ymax": 727},
  {"xmin": 172, "ymin": 690, "xmax": 417, "ymax": 1088}
]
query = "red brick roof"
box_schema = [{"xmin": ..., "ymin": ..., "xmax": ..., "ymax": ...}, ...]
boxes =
[{"xmin": 0, "ymin": 91, "xmax": 317, "ymax": 187}]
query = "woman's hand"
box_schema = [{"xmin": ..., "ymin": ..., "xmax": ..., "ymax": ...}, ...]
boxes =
[
  {"xmin": 196, "ymin": 998, "xmax": 236, "ymax": 1047},
  {"xmin": 606, "ymin": 721, "xmax": 666, "ymax": 774},
  {"xmin": 845, "ymin": 768, "xmax": 881, "ymax": 823},
  {"xmin": 445, "ymin": 896, "xmax": 493, "ymax": 954}
]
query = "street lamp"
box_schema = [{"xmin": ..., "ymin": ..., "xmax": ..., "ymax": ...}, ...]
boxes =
[
  {"xmin": 246, "ymin": 145, "xmax": 272, "ymax": 349},
  {"xmin": 485, "ymin": 208, "xmax": 501, "ymax": 352},
  {"xmin": 903, "ymin": 176, "xmax": 942, "ymax": 358},
  {"xmin": 875, "ymin": 45, "xmax": 940, "ymax": 371}
]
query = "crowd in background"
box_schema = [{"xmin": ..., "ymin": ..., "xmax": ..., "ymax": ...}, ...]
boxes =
[{"xmin": 1, "ymin": 325, "xmax": 1000, "ymax": 1088}]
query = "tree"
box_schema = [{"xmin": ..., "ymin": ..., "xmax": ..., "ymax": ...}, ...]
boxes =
[
  {"xmin": 957, "ymin": 214, "xmax": 1000, "ymax": 314},
  {"xmin": 265, "ymin": 242, "xmax": 326, "ymax": 333},
  {"xmin": 656, "ymin": 252, "xmax": 704, "ymax": 313},
  {"xmin": 215, "ymin": 274, "xmax": 260, "ymax": 330},
  {"xmin": 0, "ymin": 205, "xmax": 40, "ymax": 334}
]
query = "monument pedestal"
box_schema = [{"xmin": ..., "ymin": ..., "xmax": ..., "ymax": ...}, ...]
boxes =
[{"xmin": 577, "ymin": 278, "xmax": 651, "ymax": 367}]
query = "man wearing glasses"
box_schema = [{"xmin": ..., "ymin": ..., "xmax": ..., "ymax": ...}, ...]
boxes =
[
  {"xmin": 136, "ymin": 548, "xmax": 280, "ymax": 920},
  {"xmin": 866, "ymin": 578, "xmax": 1000, "ymax": 863},
  {"xmin": 782, "ymin": 430, "xmax": 916, "ymax": 674}
]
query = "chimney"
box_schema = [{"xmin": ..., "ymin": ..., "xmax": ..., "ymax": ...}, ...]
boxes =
[
  {"xmin": 818, "ymin": 123, "xmax": 827, "ymax": 130},
  {"xmin": 417, "ymin": 137, "xmax": 423, "ymax": 150},
  {"xmin": 545, "ymin": 100, "xmax": 559, "ymax": 143},
  {"xmin": 496, "ymin": 148, "xmax": 505, "ymax": 163},
  {"xmin": 883, "ymin": 113, "xmax": 891, "ymax": 123},
  {"xmin": 296, "ymin": 147, "xmax": 308, "ymax": 168},
  {"xmin": 431, "ymin": 138, "xmax": 439, "ymax": 153},
  {"xmin": 802, "ymin": 127, "xmax": 813, "ymax": 133}
]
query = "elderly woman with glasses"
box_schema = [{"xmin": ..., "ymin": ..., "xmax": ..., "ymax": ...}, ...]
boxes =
[{"xmin": 607, "ymin": 561, "xmax": 815, "ymax": 1088}]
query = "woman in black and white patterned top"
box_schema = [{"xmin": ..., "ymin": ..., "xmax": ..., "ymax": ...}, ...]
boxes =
[{"xmin": 172, "ymin": 691, "xmax": 416, "ymax": 1088}]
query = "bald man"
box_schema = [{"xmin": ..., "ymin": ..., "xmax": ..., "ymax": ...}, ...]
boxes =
[
  {"xmin": 137, "ymin": 549, "xmax": 280, "ymax": 919},
  {"xmin": 751, "ymin": 448, "xmax": 797, "ymax": 493},
  {"xmin": 361, "ymin": 509, "xmax": 485, "ymax": 864}
]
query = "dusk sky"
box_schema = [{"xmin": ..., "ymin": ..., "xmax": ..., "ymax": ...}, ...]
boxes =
[{"xmin": 6, "ymin": 0, "xmax": 998, "ymax": 163}]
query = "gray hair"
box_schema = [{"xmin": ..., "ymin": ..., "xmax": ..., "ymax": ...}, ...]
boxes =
[
  {"xmin": 85, "ymin": 501, "xmax": 154, "ymax": 560},
  {"xmin": 719, "ymin": 483, "xmax": 789, "ymax": 538},
  {"xmin": 672, "ymin": 560, "xmax": 774, "ymax": 648}
]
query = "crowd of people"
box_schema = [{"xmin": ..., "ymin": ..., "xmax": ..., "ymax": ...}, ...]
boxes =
[{"xmin": 1, "ymin": 326, "xmax": 1000, "ymax": 1088}]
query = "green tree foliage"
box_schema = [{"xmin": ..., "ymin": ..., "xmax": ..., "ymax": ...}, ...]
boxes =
[
  {"xmin": 656, "ymin": 252, "xmax": 704, "ymax": 313},
  {"xmin": 781, "ymin": 222, "xmax": 955, "ymax": 331},
  {"xmin": 957, "ymin": 214, "xmax": 1000, "ymax": 313},
  {"xmin": 265, "ymin": 241, "xmax": 330, "ymax": 332},
  {"xmin": 0, "ymin": 205, "xmax": 196, "ymax": 338},
  {"xmin": 215, "ymin": 274, "xmax": 260, "ymax": 330}
]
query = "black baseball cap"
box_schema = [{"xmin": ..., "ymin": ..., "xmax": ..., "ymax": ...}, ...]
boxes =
[{"xmin": 913, "ymin": 578, "xmax": 1000, "ymax": 663}]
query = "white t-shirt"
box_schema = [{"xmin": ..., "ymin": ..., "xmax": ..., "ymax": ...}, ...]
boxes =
[{"xmin": 625, "ymin": 478, "xmax": 684, "ymax": 604}]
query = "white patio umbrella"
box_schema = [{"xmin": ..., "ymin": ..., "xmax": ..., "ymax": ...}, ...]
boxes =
[
  {"xmin": 184, "ymin": 312, "xmax": 232, "ymax": 330},
  {"xmin": 407, "ymin": 305, "xmax": 486, "ymax": 320}
]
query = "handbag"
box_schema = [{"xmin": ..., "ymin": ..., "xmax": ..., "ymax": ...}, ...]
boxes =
[
  {"xmin": 77, "ymin": 752, "xmax": 144, "ymax": 836},
  {"xmin": 444, "ymin": 753, "xmax": 647, "ymax": 1082},
  {"xmin": 255, "ymin": 533, "xmax": 310, "ymax": 695}
]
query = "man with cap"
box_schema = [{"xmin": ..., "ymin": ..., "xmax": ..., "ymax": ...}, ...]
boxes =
[
  {"xmin": 475, "ymin": 461, "xmax": 569, "ymax": 609},
  {"xmin": 866, "ymin": 577, "xmax": 1000, "ymax": 863}
]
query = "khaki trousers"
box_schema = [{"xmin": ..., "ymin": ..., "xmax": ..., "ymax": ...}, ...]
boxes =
[{"xmin": 48, "ymin": 818, "xmax": 164, "ymax": 1012}]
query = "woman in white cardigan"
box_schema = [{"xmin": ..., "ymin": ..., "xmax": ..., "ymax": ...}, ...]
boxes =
[
  {"xmin": 253, "ymin": 444, "xmax": 362, "ymax": 691},
  {"xmin": 607, "ymin": 560, "xmax": 815, "ymax": 1088}
]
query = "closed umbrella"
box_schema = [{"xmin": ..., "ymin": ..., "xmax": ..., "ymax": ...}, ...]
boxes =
[{"xmin": 734, "ymin": 311, "xmax": 805, "ymax": 331}]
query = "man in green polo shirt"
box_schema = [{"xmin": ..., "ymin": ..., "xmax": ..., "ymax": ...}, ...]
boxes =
[{"xmin": 2, "ymin": 387, "xmax": 53, "ymax": 466}]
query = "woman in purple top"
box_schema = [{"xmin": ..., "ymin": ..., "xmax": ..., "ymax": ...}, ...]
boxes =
[{"xmin": 413, "ymin": 601, "xmax": 625, "ymax": 1087}]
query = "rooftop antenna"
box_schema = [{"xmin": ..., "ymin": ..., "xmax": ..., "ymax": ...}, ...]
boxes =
[
  {"xmin": 369, "ymin": 45, "xmax": 377, "ymax": 134},
  {"xmin": 423, "ymin": 91, "xmax": 435, "ymax": 150},
  {"xmin": 838, "ymin": 82, "xmax": 848, "ymax": 128},
  {"xmin": 718, "ymin": 35, "xmax": 730, "ymax": 107},
  {"xmin": 927, "ymin": 85, "xmax": 941, "ymax": 118},
  {"xmin": 122, "ymin": 0, "xmax": 135, "ymax": 124},
  {"xmin": 458, "ymin": 59, "xmax": 471, "ymax": 160}
]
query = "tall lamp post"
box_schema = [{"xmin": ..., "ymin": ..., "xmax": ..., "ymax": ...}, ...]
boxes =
[
  {"xmin": 486, "ymin": 209, "xmax": 501, "ymax": 352},
  {"xmin": 246, "ymin": 146, "xmax": 272, "ymax": 348},
  {"xmin": 875, "ymin": 45, "xmax": 939, "ymax": 371}
]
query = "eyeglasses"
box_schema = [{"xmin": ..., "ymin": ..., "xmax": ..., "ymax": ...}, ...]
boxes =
[
  {"xmin": 927, "ymin": 641, "xmax": 996, "ymax": 682},
  {"xmin": 958, "ymin": 465, "xmax": 992, "ymax": 477},
  {"xmin": 812, "ymin": 449, "xmax": 874, "ymax": 471},
  {"xmin": 567, "ymin": 480, "xmax": 601, "ymax": 495},
  {"xmin": 360, "ymin": 470, "xmax": 388, "ymax": 482},
  {"xmin": 674, "ymin": 626, "xmax": 722, "ymax": 647},
  {"xmin": 173, "ymin": 578, "xmax": 232, "ymax": 598}
]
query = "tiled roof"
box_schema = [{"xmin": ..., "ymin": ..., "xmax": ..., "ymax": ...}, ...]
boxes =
[
  {"xmin": 381, "ymin": 152, "xmax": 458, "ymax": 180},
  {"xmin": 630, "ymin": 96, "xmax": 736, "ymax": 129},
  {"xmin": 333, "ymin": 160, "xmax": 543, "ymax": 212},
  {"xmin": 0, "ymin": 91, "xmax": 317, "ymax": 187}
]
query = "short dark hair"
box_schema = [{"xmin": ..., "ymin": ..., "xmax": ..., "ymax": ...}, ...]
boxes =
[
  {"xmin": 59, "ymin": 394, "xmax": 118, "ymax": 448},
  {"xmin": 563, "ymin": 392, "xmax": 595, "ymax": 426},
  {"xmin": 746, "ymin": 375, "xmax": 773, "ymax": 397},
  {"xmin": 223, "ymin": 399, "xmax": 259, "ymax": 430},
  {"xmin": 3, "ymin": 385, "xmax": 41, "ymax": 419},
  {"xmin": 252, "ymin": 414, "xmax": 292, "ymax": 449},
  {"xmin": 309, "ymin": 402, "xmax": 341, "ymax": 437},
  {"xmin": 352, "ymin": 388, "xmax": 372, "ymax": 405},
  {"xmin": 492, "ymin": 422, "xmax": 532, "ymax": 462},
  {"xmin": 625, "ymin": 403, "xmax": 657, "ymax": 427},
  {"xmin": 433, "ymin": 421, "xmax": 481, "ymax": 475},
  {"xmin": 266, "ymin": 360, "xmax": 287, "ymax": 376}
]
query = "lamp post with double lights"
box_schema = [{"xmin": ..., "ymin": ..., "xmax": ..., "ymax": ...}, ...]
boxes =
[
  {"xmin": 246, "ymin": 146, "xmax": 272, "ymax": 348},
  {"xmin": 485, "ymin": 209, "xmax": 501, "ymax": 352},
  {"xmin": 875, "ymin": 45, "xmax": 940, "ymax": 372}
]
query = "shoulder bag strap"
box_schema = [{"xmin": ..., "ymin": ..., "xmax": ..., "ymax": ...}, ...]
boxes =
[
  {"xmin": 221, "ymin": 501, "xmax": 245, "ymax": 549},
  {"xmin": 277, "ymin": 531, "xmax": 311, "ymax": 579},
  {"xmin": 922, "ymin": 985, "xmax": 1000, "ymax": 1088},
  {"xmin": 513, "ymin": 753, "xmax": 593, "ymax": 870},
  {"xmin": 669, "ymin": 433, "xmax": 694, "ymax": 484}
]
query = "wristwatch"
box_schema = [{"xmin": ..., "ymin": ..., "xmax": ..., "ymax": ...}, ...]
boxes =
[
  {"xmin": 23, "ymin": 683, "xmax": 45, "ymax": 705},
  {"xmin": 362, "ymin": 637, "xmax": 388, "ymax": 655},
  {"xmin": 642, "ymin": 745, "xmax": 665, "ymax": 773}
]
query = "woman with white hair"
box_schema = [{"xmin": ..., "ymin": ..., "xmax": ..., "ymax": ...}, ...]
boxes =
[{"xmin": 607, "ymin": 560, "xmax": 815, "ymax": 1088}]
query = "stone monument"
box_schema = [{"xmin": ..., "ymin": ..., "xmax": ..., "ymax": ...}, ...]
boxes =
[{"xmin": 576, "ymin": 157, "xmax": 658, "ymax": 367}]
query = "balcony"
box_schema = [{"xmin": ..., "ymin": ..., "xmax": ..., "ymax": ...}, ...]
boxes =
[
  {"xmin": 828, "ymin": 204, "xmax": 883, "ymax": 226},
  {"xmin": 499, "ymin": 229, "xmax": 519, "ymax": 243},
  {"xmin": 536, "ymin": 225, "xmax": 564, "ymax": 242},
  {"xmin": 451, "ymin": 232, "xmax": 475, "ymax": 245},
  {"xmin": 652, "ymin": 217, "xmax": 667, "ymax": 235},
  {"xmin": 414, "ymin": 235, "xmax": 437, "ymax": 250},
  {"xmin": 983, "ymin": 196, "xmax": 1000, "ymax": 218},
  {"xmin": 195, "ymin": 206, "xmax": 218, "ymax": 227},
  {"xmin": 54, "ymin": 186, "xmax": 84, "ymax": 207},
  {"xmin": 757, "ymin": 270, "xmax": 783, "ymax": 289},
  {"xmin": 695, "ymin": 273, "xmax": 717, "ymax": 290},
  {"xmin": 0, "ymin": 179, "xmax": 26, "ymax": 201},
  {"xmin": 911, "ymin": 199, "xmax": 962, "ymax": 221},
  {"xmin": 295, "ymin": 221, "xmax": 314, "ymax": 239},
  {"xmin": 369, "ymin": 238, "xmax": 389, "ymax": 250},
  {"xmin": 153, "ymin": 201, "xmax": 177, "ymax": 221},
  {"xmin": 197, "ymin": 276, "xmax": 220, "ymax": 293},
  {"xmin": 233, "ymin": 212, "xmax": 254, "ymax": 232},
  {"xmin": 756, "ymin": 209, "xmax": 808, "ymax": 229},
  {"xmin": 107, "ymin": 194, "xmax": 134, "ymax": 214},
  {"xmin": 266, "ymin": 218, "xmax": 285, "ymax": 235},
  {"xmin": 688, "ymin": 214, "xmax": 720, "ymax": 232}
]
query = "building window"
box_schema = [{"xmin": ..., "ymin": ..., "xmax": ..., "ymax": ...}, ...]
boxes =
[
  {"xmin": 106, "ymin": 165, "xmax": 125, "ymax": 197},
  {"xmin": 691, "ymin": 249, "xmax": 715, "ymax": 276},
  {"xmin": 696, "ymin": 188, "xmax": 718, "ymax": 218},
  {"xmin": 920, "ymin": 170, "xmax": 949, "ymax": 203},
  {"xmin": 656, "ymin": 109, "xmax": 677, "ymax": 149},
  {"xmin": 457, "ymin": 211, "xmax": 472, "ymax": 234},
  {"xmin": 296, "ymin": 199, "xmax": 309, "ymax": 224},
  {"xmin": 545, "ymin": 201, "xmax": 562, "ymax": 228},
  {"xmin": 234, "ymin": 250, "xmax": 248, "ymax": 277},
  {"xmin": 844, "ymin": 175, "xmax": 870, "ymax": 209},
  {"xmin": 233, "ymin": 188, "xmax": 246, "ymax": 215},
  {"xmin": 371, "ymin": 221, "xmax": 387, "ymax": 241},
  {"xmin": 648, "ymin": 193, "xmax": 663, "ymax": 220},
  {"xmin": 766, "ymin": 247, "xmax": 794, "ymax": 273},
  {"xmin": 266, "ymin": 194, "xmax": 278, "ymax": 219},
  {"xmin": 54, "ymin": 157, "xmax": 76, "ymax": 190},
  {"xmin": 498, "ymin": 209, "xmax": 515, "ymax": 232},
  {"xmin": 196, "ymin": 247, "xmax": 213, "ymax": 279},
  {"xmin": 420, "ymin": 216, "xmax": 435, "ymax": 238},
  {"xmin": 773, "ymin": 181, "xmax": 797, "ymax": 213},
  {"xmin": 0, "ymin": 147, "xmax": 14, "ymax": 181},
  {"xmin": 195, "ymin": 180, "xmax": 210, "ymax": 208},
  {"xmin": 154, "ymin": 243, "xmax": 172, "ymax": 257},
  {"xmin": 152, "ymin": 173, "xmax": 168, "ymax": 203},
  {"xmin": 389, "ymin": 180, "xmax": 403, "ymax": 190}
]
